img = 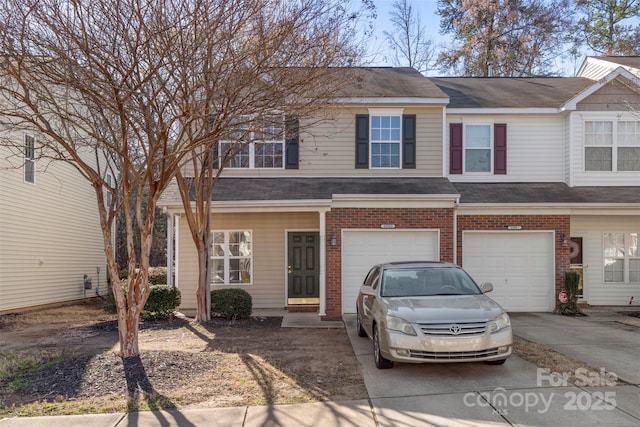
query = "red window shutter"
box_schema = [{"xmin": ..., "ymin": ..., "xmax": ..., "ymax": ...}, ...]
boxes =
[
  {"xmin": 494, "ymin": 123, "xmax": 507, "ymax": 175},
  {"xmin": 449, "ymin": 123, "xmax": 463, "ymax": 174}
]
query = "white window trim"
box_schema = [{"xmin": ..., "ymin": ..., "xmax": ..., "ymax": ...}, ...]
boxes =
[
  {"xmin": 582, "ymin": 114, "xmax": 640, "ymax": 173},
  {"xmin": 602, "ymin": 232, "xmax": 640, "ymax": 284},
  {"xmin": 368, "ymin": 108, "xmax": 403, "ymax": 170},
  {"xmin": 219, "ymin": 114, "xmax": 285, "ymax": 170},
  {"xmin": 463, "ymin": 123, "xmax": 493, "ymax": 174},
  {"xmin": 211, "ymin": 230, "xmax": 254, "ymax": 286},
  {"xmin": 23, "ymin": 132, "xmax": 36, "ymax": 185}
]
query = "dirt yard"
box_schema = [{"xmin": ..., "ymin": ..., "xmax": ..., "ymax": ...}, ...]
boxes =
[
  {"xmin": 0, "ymin": 301, "xmax": 367, "ymax": 417},
  {"xmin": 2, "ymin": 302, "xmax": 631, "ymax": 417}
]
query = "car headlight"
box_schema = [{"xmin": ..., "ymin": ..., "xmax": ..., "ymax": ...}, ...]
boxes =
[
  {"xmin": 489, "ymin": 313, "xmax": 511, "ymax": 333},
  {"xmin": 385, "ymin": 315, "xmax": 417, "ymax": 336}
]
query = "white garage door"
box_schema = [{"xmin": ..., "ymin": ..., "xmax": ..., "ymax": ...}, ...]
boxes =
[
  {"xmin": 463, "ymin": 232, "xmax": 554, "ymax": 312},
  {"xmin": 342, "ymin": 230, "xmax": 439, "ymax": 313}
]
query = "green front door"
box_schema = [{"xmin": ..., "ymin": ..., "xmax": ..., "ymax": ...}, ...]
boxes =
[{"xmin": 287, "ymin": 232, "xmax": 320, "ymax": 304}]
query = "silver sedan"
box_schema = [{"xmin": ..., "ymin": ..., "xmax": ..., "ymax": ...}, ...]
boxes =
[{"xmin": 356, "ymin": 261, "xmax": 513, "ymax": 369}]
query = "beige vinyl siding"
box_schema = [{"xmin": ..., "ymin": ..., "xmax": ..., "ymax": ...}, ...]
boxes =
[
  {"xmin": 577, "ymin": 77, "xmax": 640, "ymax": 112},
  {"xmin": 217, "ymin": 105, "xmax": 444, "ymax": 177},
  {"xmin": 0, "ymin": 141, "xmax": 107, "ymax": 313},
  {"xmin": 571, "ymin": 215, "xmax": 640, "ymax": 305},
  {"xmin": 569, "ymin": 111, "xmax": 640, "ymax": 186},
  {"xmin": 446, "ymin": 115, "xmax": 565, "ymax": 182},
  {"xmin": 176, "ymin": 212, "xmax": 319, "ymax": 312}
]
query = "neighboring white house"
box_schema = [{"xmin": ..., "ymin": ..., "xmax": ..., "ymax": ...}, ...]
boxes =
[{"xmin": 0, "ymin": 128, "xmax": 108, "ymax": 313}]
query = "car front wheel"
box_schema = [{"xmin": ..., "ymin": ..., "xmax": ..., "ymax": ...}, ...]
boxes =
[{"xmin": 373, "ymin": 326, "xmax": 394, "ymax": 369}]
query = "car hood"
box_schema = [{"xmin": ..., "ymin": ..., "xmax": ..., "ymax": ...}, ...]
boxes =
[{"xmin": 382, "ymin": 295, "xmax": 505, "ymax": 323}]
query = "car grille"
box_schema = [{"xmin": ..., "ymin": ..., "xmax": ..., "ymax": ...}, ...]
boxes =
[
  {"xmin": 418, "ymin": 322, "xmax": 487, "ymax": 337},
  {"xmin": 409, "ymin": 348, "xmax": 500, "ymax": 361}
]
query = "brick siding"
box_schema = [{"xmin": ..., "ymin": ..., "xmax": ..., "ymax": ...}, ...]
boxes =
[{"xmin": 323, "ymin": 208, "xmax": 454, "ymax": 320}]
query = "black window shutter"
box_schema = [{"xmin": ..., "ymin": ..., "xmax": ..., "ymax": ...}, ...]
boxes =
[
  {"xmin": 211, "ymin": 142, "xmax": 219, "ymax": 169},
  {"xmin": 355, "ymin": 114, "xmax": 369, "ymax": 168},
  {"xmin": 285, "ymin": 116, "xmax": 299, "ymax": 169},
  {"xmin": 449, "ymin": 123, "xmax": 463, "ymax": 174},
  {"xmin": 494, "ymin": 123, "xmax": 507, "ymax": 175},
  {"xmin": 208, "ymin": 115, "xmax": 219, "ymax": 169},
  {"xmin": 402, "ymin": 114, "xmax": 416, "ymax": 169}
]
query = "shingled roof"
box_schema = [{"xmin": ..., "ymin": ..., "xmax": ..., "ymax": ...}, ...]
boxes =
[
  {"xmin": 454, "ymin": 183, "xmax": 640, "ymax": 204},
  {"xmin": 157, "ymin": 177, "xmax": 458, "ymax": 205},
  {"xmin": 431, "ymin": 77, "xmax": 594, "ymax": 108},
  {"xmin": 336, "ymin": 67, "xmax": 449, "ymax": 100},
  {"xmin": 591, "ymin": 56, "xmax": 640, "ymax": 69}
]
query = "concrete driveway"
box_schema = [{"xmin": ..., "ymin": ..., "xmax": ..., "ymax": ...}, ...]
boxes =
[{"xmin": 344, "ymin": 313, "xmax": 640, "ymax": 427}]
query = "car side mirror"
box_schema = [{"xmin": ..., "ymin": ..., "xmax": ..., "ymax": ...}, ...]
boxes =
[
  {"xmin": 480, "ymin": 282, "xmax": 493, "ymax": 293},
  {"xmin": 359, "ymin": 285, "xmax": 376, "ymax": 296}
]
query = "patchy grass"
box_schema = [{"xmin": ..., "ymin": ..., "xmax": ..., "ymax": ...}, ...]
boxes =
[{"xmin": 0, "ymin": 302, "xmax": 367, "ymax": 417}]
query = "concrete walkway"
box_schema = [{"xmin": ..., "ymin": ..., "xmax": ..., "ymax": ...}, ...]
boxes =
[{"xmin": 2, "ymin": 309, "xmax": 640, "ymax": 426}]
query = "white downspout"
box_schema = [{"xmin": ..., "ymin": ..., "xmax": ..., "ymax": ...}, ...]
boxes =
[
  {"xmin": 319, "ymin": 209, "xmax": 327, "ymax": 316},
  {"xmin": 167, "ymin": 213, "xmax": 174, "ymax": 286},
  {"xmin": 453, "ymin": 197, "xmax": 459, "ymax": 265}
]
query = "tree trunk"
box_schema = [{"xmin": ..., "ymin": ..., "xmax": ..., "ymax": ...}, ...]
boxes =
[{"xmin": 195, "ymin": 238, "xmax": 211, "ymax": 322}]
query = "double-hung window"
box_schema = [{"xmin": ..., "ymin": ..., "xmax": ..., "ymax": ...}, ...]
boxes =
[
  {"xmin": 212, "ymin": 231, "xmax": 253, "ymax": 284},
  {"xmin": 370, "ymin": 112, "xmax": 401, "ymax": 168},
  {"xmin": 219, "ymin": 115, "xmax": 284, "ymax": 169},
  {"xmin": 464, "ymin": 124, "xmax": 492, "ymax": 173},
  {"xmin": 450, "ymin": 123, "xmax": 506, "ymax": 175},
  {"xmin": 584, "ymin": 120, "xmax": 640, "ymax": 172},
  {"xmin": 603, "ymin": 232, "xmax": 639, "ymax": 283},
  {"xmin": 24, "ymin": 133, "xmax": 36, "ymax": 184}
]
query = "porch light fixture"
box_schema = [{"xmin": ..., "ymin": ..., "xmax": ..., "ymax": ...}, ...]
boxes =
[
  {"xmin": 560, "ymin": 233, "xmax": 568, "ymax": 246},
  {"xmin": 330, "ymin": 231, "xmax": 337, "ymax": 246}
]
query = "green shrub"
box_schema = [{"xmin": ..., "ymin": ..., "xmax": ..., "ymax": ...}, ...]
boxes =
[
  {"xmin": 117, "ymin": 267, "xmax": 167, "ymax": 284},
  {"xmin": 141, "ymin": 285, "xmax": 181, "ymax": 320},
  {"xmin": 211, "ymin": 288, "xmax": 252, "ymax": 320},
  {"xmin": 147, "ymin": 267, "xmax": 168, "ymax": 285},
  {"xmin": 555, "ymin": 271, "xmax": 582, "ymax": 316},
  {"xmin": 104, "ymin": 281, "xmax": 180, "ymax": 321}
]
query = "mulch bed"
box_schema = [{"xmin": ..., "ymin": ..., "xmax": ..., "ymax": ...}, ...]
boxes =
[{"xmin": 1, "ymin": 351, "xmax": 218, "ymax": 402}]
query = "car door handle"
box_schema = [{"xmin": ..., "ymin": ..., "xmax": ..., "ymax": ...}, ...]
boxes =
[{"xmin": 288, "ymin": 265, "xmax": 292, "ymax": 274}]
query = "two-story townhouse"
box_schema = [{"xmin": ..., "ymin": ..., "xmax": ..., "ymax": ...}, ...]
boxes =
[
  {"xmin": 0, "ymin": 130, "xmax": 109, "ymax": 313},
  {"xmin": 159, "ymin": 63, "xmax": 640, "ymax": 321},
  {"xmin": 433, "ymin": 66, "xmax": 640, "ymax": 310},
  {"xmin": 160, "ymin": 67, "xmax": 457, "ymax": 320}
]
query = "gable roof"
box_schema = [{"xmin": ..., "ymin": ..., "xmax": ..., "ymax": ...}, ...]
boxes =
[
  {"xmin": 592, "ymin": 56, "xmax": 640, "ymax": 69},
  {"xmin": 560, "ymin": 67, "xmax": 640, "ymax": 110},
  {"xmin": 430, "ymin": 77, "xmax": 593, "ymax": 108},
  {"xmin": 577, "ymin": 56, "xmax": 640, "ymax": 80},
  {"xmin": 334, "ymin": 67, "xmax": 449, "ymax": 103}
]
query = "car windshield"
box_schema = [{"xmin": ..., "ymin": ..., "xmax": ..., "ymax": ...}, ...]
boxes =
[{"xmin": 380, "ymin": 267, "xmax": 482, "ymax": 297}]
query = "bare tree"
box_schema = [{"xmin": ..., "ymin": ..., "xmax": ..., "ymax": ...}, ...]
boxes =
[
  {"xmin": 437, "ymin": 0, "xmax": 574, "ymax": 76},
  {"xmin": 383, "ymin": 0, "xmax": 435, "ymax": 73},
  {"xmin": 171, "ymin": 0, "xmax": 370, "ymax": 322},
  {"xmin": 0, "ymin": 0, "xmax": 372, "ymax": 344}
]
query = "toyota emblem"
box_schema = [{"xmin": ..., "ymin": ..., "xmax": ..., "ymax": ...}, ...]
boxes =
[{"xmin": 449, "ymin": 324, "xmax": 461, "ymax": 335}]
